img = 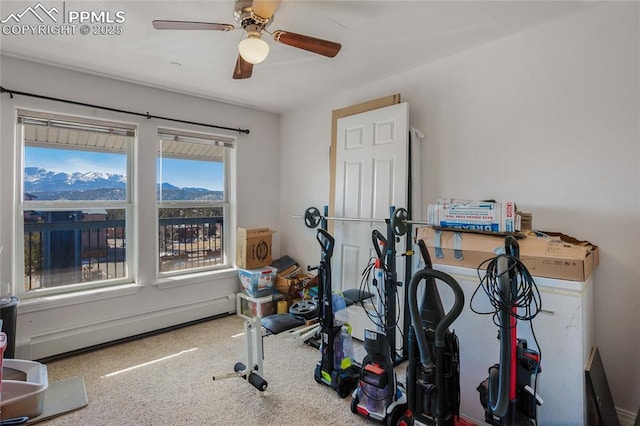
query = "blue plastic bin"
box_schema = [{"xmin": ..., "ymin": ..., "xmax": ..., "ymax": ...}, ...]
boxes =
[{"xmin": 238, "ymin": 266, "xmax": 278, "ymax": 297}]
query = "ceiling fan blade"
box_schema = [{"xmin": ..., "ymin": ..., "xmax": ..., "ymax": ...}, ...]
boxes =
[
  {"xmin": 233, "ymin": 55, "xmax": 254, "ymax": 80},
  {"xmin": 273, "ymin": 31, "xmax": 341, "ymax": 58},
  {"xmin": 251, "ymin": 0, "xmax": 281, "ymax": 20},
  {"xmin": 152, "ymin": 20, "xmax": 234, "ymax": 31}
]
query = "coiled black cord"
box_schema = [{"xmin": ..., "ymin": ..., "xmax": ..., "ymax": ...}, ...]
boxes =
[
  {"xmin": 470, "ymin": 254, "xmax": 542, "ymax": 326},
  {"xmin": 359, "ymin": 257, "xmax": 392, "ymax": 326},
  {"xmin": 358, "ymin": 257, "xmax": 404, "ymax": 356}
]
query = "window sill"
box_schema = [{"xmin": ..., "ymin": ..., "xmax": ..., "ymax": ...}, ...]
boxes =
[
  {"xmin": 18, "ymin": 283, "xmax": 142, "ymax": 314},
  {"xmin": 154, "ymin": 267, "xmax": 238, "ymax": 290},
  {"xmin": 17, "ymin": 269, "xmax": 239, "ymax": 313}
]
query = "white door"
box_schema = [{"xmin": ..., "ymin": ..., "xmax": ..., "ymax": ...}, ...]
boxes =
[{"xmin": 334, "ymin": 102, "xmax": 409, "ymax": 348}]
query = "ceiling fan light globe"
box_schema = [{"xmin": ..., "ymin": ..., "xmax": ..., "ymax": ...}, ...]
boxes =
[{"xmin": 238, "ymin": 37, "xmax": 270, "ymax": 64}]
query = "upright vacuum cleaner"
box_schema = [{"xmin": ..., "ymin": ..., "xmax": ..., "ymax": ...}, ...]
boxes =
[
  {"xmin": 350, "ymin": 229, "xmax": 408, "ymax": 423},
  {"xmin": 475, "ymin": 236, "xmax": 543, "ymax": 425},
  {"xmin": 396, "ymin": 240, "xmax": 465, "ymax": 426},
  {"xmin": 312, "ymin": 228, "xmax": 360, "ymax": 398}
]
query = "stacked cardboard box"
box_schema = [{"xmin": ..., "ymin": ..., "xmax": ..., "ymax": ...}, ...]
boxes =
[
  {"xmin": 236, "ymin": 227, "xmax": 275, "ymax": 269},
  {"xmin": 415, "ymin": 227, "xmax": 598, "ymax": 281},
  {"xmin": 271, "ymin": 255, "xmax": 317, "ymax": 307}
]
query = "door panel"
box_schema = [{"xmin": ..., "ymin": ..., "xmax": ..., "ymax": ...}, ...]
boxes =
[
  {"xmin": 330, "ymin": 94, "xmax": 401, "ymax": 221},
  {"xmin": 372, "ymin": 158, "xmax": 394, "ymax": 217},
  {"xmin": 343, "ymin": 161, "xmax": 363, "ymax": 217}
]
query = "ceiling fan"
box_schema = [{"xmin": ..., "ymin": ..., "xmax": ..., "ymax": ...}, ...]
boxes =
[{"xmin": 152, "ymin": 0, "xmax": 342, "ymax": 80}]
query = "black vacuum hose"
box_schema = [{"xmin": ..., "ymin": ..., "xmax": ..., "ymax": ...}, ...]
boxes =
[
  {"xmin": 488, "ymin": 255, "xmax": 512, "ymax": 417},
  {"xmin": 407, "ymin": 269, "xmax": 465, "ymax": 424}
]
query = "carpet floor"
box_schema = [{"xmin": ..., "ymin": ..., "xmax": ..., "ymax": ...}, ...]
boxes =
[{"xmin": 37, "ymin": 314, "xmax": 400, "ymax": 425}]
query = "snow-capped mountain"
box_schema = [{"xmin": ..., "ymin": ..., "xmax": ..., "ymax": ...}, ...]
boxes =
[
  {"xmin": 25, "ymin": 167, "xmax": 126, "ymax": 192},
  {"xmin": 24, "ymin": 167, "xmax": 222, "ymax": 201}
]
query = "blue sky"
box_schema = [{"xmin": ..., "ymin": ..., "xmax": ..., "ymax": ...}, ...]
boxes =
[
  {"xmin": 159, "ymin": 157, "xmax": 224, "ymax": 190},
  {"xmin": 25, "ymin": 147, "xmax": 224, "ymax": 191}
]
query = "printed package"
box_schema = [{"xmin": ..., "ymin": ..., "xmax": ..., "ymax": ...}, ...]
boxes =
[{"xmin": 427, "ymin": 198, "xmax": 521, "ymax": 233}]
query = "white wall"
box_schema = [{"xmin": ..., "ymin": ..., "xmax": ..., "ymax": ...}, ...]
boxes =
[
  {"xmin": 0, "ymin": 56, "xmax": 280, "ymax": 359},
  {"xmin": 278, "ymin": 2, "xmax": 639, "ymax": 416}
]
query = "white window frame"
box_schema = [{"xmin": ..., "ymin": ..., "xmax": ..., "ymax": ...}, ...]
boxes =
[
  {"xmin": 15, "ymin": 110, "xmax": 136, "ymax": 298},
  {"xmin": 156, "ymin": 128, "xmax": 234, "ymax": 278}
]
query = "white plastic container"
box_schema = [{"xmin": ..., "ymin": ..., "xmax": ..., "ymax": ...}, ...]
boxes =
[
  {"xmin": 236, "ymin": 292, "xmax": 275, "ymax": 320},
  {"xmin": 333, "ymin": 326, "xmax": 354, "ymax": 370},
  {"xmin": 332, "ymin": 293, "xmax": 348, "ymax": 326},
  {"xmin": 358, "ymin": 383, "xmax": 389, "ymax": 418},
  {"xmin": 1, "ymin": 359, "xmax": 49, "ymax": 419}
]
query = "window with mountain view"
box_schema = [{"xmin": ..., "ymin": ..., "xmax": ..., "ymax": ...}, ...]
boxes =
[
  {"xmin": 19, "ymin": 110, "xmax": 134, "ymax": 295},
  {"xmin": 157, "ymin": 128, "xmax": 233, "ymax": 275}
]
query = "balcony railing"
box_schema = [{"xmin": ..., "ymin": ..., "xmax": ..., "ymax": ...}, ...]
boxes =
[
  {"xmin": 158, "ymin": 216, "xmax": 224, "ymax": 273},
  {"xmin": 24, "ymin": 215, "xmax": 223, "ymax": 291}
]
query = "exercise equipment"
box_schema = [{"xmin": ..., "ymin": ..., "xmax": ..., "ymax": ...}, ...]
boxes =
[
  {"xmin": 212, "ymin": 317, "xmax": 269, "ymax": 392},
  {"xmin": 298, "ymin": 206, "xmax": 527, "ymax": 239},
  {"xmin": 473, "ymin": 236, "xmax": 543, "ymax": 425},
  {"xmin": 300, "ymin": 205, "xmax": 410, "ymax": 360},
  {"xmin": 286, "ymin": 288, "xmax": 375, "ymax": 349},
  {"xmin": 212, "ymin": 299, "xmax": 316, "ymax": 392},
  {"xmin": 297, "ymin": 206, "xmax": 418, "ymax": 237},
  {"xmin": 311, "ymin": 228, "xmax": 360, "ymax": 398},
  {"xmin": 212, "ymin": 295, "xmax": 312, "ymax": 392},
  {"xmin": 397, "ymin": 239, "xmax": 465, "ymax": 426},
  {"xmin": 288, "ymin": 206, "xmax": 373, "ymax": 349},
  {"xmin": 288, "ymin": 299, "xmax": 318, "ymax": 320}
]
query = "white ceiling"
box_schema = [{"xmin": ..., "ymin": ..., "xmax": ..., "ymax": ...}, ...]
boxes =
[{"xmin": 0, "ymin": 1, "xmax": 595, "ymax": 113}]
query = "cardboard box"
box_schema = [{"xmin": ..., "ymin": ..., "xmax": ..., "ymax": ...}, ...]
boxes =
[
  {"xmin": 275, "ymin": 268, "xmax": 302, "ymax": 291},
  {"xmin": 236, "ymin": 227, "xmax": 275, "ymax": 269},
  {"xmin": 519, "ymin": 212, "xmax": 533, "ymax": 231},
  {"xmin": 415, "ymin": 227, "xmax": 599, "ymax": 281},
  {"xmin": 276, "ymin": 272, "xmax": 317, "ymax": 306}
]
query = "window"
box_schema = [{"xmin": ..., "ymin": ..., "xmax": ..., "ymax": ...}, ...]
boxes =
[
  {"xmin": 156, "ymin": 128, "xmax": 233, "ymax": 276},
  {"xmin": 18, "ymin": 110, "xmax": 134, "ymax": 296}
]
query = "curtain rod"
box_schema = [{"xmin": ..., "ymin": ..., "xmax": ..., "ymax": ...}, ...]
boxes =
[{"xmin": 0, "ymin": 86, "xmax": 250, "ymax": 135}]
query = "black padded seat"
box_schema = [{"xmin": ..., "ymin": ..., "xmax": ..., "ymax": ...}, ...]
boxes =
[
  {"xmin": 340, "ymin": 288, "xmax": 374, "ymax": 307},
  {"xmin": 261, "ymin": 314, "xmax": 305, "ymax": 334}
]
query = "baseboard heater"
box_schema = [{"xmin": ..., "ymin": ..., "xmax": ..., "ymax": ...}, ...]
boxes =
[{"xmin": 18, "ymin": 294, "xmax": 237, "ymax": 361}]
